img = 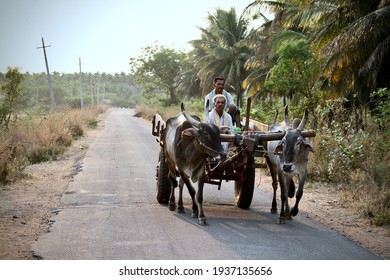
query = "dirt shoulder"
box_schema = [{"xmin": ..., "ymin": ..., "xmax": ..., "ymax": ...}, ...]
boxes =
[
  {"xmin": 0, "ymin": 114, "xmax": 389, "ymax": 260},
  {"xmin": 0, "ymin": 120, "xmax": 100, "ymax": 260}
]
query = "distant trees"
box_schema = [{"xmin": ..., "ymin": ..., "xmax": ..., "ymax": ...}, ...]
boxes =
[{"xmin": 18, "ymin": 71, "xmax": 141, "ymax": 110}]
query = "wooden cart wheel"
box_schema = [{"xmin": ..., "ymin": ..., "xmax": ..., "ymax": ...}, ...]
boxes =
[
  {"xmin": 234, "ymin": 156, "xmax": 255, "ymax": 209},
  {"xmin": 156, "ymin": 149, "xmax": 170, "ymax": 204}
]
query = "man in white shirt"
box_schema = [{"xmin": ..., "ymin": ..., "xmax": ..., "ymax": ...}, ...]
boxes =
[
  {"xmin": 208, "ymin": 95, "xmax": 234, "ymax": 129},
  {"xmin": 208, "ymin": 95, "xmax": 234, "ymax": 152},
  {"xmin": 204, "ymin": 77, "xmax": 234, "ymax": 112}
]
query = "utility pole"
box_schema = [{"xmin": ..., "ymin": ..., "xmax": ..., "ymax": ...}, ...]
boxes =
[
  {"xmin": 37, "ymin": 37, "xmax": 58, "ymax": 111},
  {"xmin": 79, "ymin": 57, "xmax": 84, "ymax": 110},
  {"xmin": 96, "ymin": 81, "xmax": 100, "ymax": 105},
  {"xmin": 90, "ymin": 73, "xmax": 94, "ymax": 107}
]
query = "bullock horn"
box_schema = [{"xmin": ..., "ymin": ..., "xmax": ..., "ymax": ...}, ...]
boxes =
[
  {"xmin": 284, "ymin": 105, "xmax": 290, "ymax": 127},
  {"xmin": 297, "ymin": 109, "xmax": 308, "ymax": 131},
  {"xmin": 181, "ymin": 102, "xmax": 200, "ymax": 127}
]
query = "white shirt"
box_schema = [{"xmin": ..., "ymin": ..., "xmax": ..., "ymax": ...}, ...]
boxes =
[
  {"xmin": 207, "ymin": 110, "xmax": 234, "ymax": 134},
  {"xmin": 207, "ymin": 109, "xmax": 234, "ymax": 151}
]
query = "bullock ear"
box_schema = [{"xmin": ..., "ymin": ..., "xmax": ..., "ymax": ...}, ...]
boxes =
[
  {"xmin": 219, "ymin": 125, "xmax": 231, "ymax": 134},
  {"xmin": 181, "ymin": 128, "xmax": 196, "ymax": 140},
  {"xmin": 274, "ymin": 141, "xmax": 283, "ymax": 154},
  {"xmin": 303, "ymin": 142, "xmax": 314, "ymax": 152}
]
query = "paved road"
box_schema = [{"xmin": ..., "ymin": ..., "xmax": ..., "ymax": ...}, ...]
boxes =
[{"xmin": 32, "ymin": 108, "xmax": 381, "ymax": 260}]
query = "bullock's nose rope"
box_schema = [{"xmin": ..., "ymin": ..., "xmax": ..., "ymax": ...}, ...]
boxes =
[
  {"xmin": 263, "ymin": 146, "xmax": 302, "ymax": 165},
  {"xmin": 195, "ymin": 136, "xmax": 225, "ymax": 156},
  {"xmin": 263, "ymin": 150, "xmax": 282, "ymax": 156},
  {"xmin": 292, "ymin": 149, "xmax": 304, "ymax": 165},
  {"xmin": 207, "ymin": 146, "xmax": 240, "ymax": 172},
  {"xmin": 177, "ymin": 135, "xmax": 225, "ymax": 156}
]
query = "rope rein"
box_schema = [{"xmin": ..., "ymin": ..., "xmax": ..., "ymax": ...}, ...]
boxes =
[{"xmin": 195, "ymin": 136, "xmax": 225, "ymax": 155}]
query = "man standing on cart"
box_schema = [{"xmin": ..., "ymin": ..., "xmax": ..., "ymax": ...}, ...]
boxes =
[{"xmin": 204, "ymin": 77, "xmax": 235, "ymax": 112}]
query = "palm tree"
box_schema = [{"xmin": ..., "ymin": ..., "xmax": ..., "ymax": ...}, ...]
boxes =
[
  {"xmin": 273, "ymin": 0, "xmax": 390, "ymax": 103},
  {"xmin": 241, "ymin": 20, "xmax": 274, "ymax": 100},
  {"xmin": 318, "ymin": 1, "xmax": 390, "ymax": 104},
  {"xmin": 244, "ymin": 0, "xmax": 390, "ymax": 108},
  {"xmin": 189, "ymin": 8, "xmax": 253, "ymax": 107},
  {"xmin": 242, "ymin": 0, "xmax": 305, "ymax": 100},
  {"xmin": 176, "ymin": 51, "xmax": 202, "ymax": 99}
]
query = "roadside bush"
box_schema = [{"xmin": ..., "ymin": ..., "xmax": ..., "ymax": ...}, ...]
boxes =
[
  {"xmin": 63, "ymin": 110, "xmax": 85, "ymax": 137},
  {"xmin": 309, "ymin": 121, "xmax": 365, "ymax": 182},
  {"xmin": 360, "ymin": 130, "xmax": 390, "ymax": 189},
  {"xmin": 81, "ymin": 106, "xmax": 108, "ymax": 128},
  {"xmin": 7, "ymin": 114, "xmax": 73, "ymax": 164},
  {"xmin": 0, "ymin": 134, "xmax": 12, "ymax": 181},
  {"xmin": 308, "ymin": 108, "xmax": 390, "ymax": 226},
  {"xmin": 0, "ymin": 106, "xmax": 107, "ymax": 183}
]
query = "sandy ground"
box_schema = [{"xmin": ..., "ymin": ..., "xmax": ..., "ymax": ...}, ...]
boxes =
[{"xmin": 0, "ymin": 114, "xmax": 389, "ymax": 260}]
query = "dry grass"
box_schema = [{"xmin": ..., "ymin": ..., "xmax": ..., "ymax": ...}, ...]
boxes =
[
  {"xmin": 307, "ymin": 127, "xmax": 390, "ymax": 227},
  {"xmin": 134, "ymin": 101, "xmax": 203, "ymax": 122},
  {"xmin": 0, "ymin": 106, "xmax": 108, "ymax": 183},
  {"xmin": 134, "ymin": 104, "xmax": 180, "ymax": 122}
]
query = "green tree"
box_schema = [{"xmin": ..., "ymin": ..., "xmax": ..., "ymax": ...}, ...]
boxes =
[
  {"xmin": 0, "ymin": 67, "xmax": 24, "ymax": 129},
  {"xmin": 129, "ymin": 44, "xmax": 185, "ymax": 105},
  {"xmin": 265, "ymin": 39, "xmax": 321, "ymax": 112}
]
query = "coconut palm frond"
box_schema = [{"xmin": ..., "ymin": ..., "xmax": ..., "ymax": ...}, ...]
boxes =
[{"xmin": 321, "ymin": 5, "xmax": 390, "ymax": 94}]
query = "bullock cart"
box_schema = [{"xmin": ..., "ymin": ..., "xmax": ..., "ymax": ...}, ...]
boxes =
[{"xmin": 151, "ymin": 107, "xmax": 316, "ymax": 210}]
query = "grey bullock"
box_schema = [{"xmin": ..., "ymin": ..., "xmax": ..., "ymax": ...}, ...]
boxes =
[
  {"xmin": 163, "ymin": 102, "xmax": 226, "ymax": 225},
  {"xmin": 266, "ymin": 106, "xmax": 314, "ymax": 223}
]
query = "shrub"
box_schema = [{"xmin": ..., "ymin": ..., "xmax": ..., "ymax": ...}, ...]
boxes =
[
  {"xmin": 308, "ymin": 121, "xmax": 365, "ymax": 182},
  {"xmin": 63, "ymin": 110, "xmax": 85, "ymax": 137},
  {"xmin": 308, "ymin": 104, "xmax": 390, "ymax": 226},
  {"xmin": 0, "ymin": 135, "xmax": 11, "ymax": 181},
  {"xmin": 6, "ymin": 114, "xmax": 72, "ymax": 164},
  {"xmin": 0, "ymin": 106, "xmax": 107, "ymax": 183}
]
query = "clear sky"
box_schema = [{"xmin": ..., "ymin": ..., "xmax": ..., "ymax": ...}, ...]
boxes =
[{"xmin": 0, "ymin": 0, "xmax": 259, "ymax": 74}]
